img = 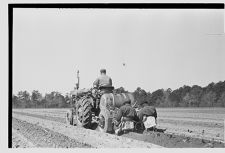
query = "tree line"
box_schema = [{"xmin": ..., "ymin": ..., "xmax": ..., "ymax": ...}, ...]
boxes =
[
  {"xmin": 131, "ymin": 81, "xmax": 225, "ymax": 107},
  {"xmin": 12, "ymin": 80, "xmax": 225, "ymax": 108},
  {"xmin": 12, "ymin": 91, "xmax": 70, "ymax": 108}
]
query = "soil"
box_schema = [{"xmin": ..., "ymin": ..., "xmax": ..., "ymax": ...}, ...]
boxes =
[
  {"xmin": 156, "ymin": 108, "xmax": 225, "ymax": 142},
  {"xmin": 12, "ymin": 118, "xmax": 92, "ymax": 148},
  {"xmin": 12, "ymin": 109, "xmax": 225, "ymax": 148},
  {"xmin": 12, "ymin": 128, "xmax": 35, "ymax": 148},
  {"xmin": 12, "ymin": 111, "xmax": 162, "ymax": 148},
  {"xmin": 123, "ymin": 130, "xmax": 224, "ymax": 148}
]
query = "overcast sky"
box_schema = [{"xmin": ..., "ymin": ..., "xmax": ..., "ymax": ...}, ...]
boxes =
[{"xmin": 13, "ymin": 8, "xmax": 225, "ymax": 95}]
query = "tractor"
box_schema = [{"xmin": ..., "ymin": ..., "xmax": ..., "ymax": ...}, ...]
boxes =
[{"xmin": 66, "ymin": 70, "xmax": 138, "ymax": 133}]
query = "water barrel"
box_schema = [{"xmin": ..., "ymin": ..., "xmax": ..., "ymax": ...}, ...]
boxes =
[{"xmin": 100, "ymin": 93, "xmax": 135, "ymax": 110}]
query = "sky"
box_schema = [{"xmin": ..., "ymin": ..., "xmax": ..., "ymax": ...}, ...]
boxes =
[{"xmin": 13, "ymin": 8, "xmax": 225, "ymax": 95}]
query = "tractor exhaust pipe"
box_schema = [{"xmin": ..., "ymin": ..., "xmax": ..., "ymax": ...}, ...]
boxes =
[{"xmin": 75, "ymin": 70, "xmax": 80, "ymax": 90}]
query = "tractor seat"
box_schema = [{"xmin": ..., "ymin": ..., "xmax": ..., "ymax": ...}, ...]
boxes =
[{"xmin": 99, "ymin": 86, "xmax": 114, "ymax": 91}]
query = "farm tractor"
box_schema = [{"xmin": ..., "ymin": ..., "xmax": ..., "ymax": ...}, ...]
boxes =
[{"xmin": 66, "ymin": 70, "xmax": 138, "ymax": 133}]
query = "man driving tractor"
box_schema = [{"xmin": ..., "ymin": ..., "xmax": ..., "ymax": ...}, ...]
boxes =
[
  {"xmin": 92, "ymin": 69, "xmax": 114, "ymax": 111},
  {"xmin": 93, "ymin": 69, "xmax": 114, "ymax": 94},
  {"xmin": 68, "ymin": 68, "xmax": 159, "ymax": 134}
]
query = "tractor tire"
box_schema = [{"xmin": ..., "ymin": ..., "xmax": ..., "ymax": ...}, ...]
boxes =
[
  {"xmin": 76, "ymin": 98, "xmax": 92, "ymax": 128},
  {"xmin": 98, "ymin": 109, "xmax": 112, "ymax": 133},
  {"xmin": 66, "ymin": 109, "xmax": 74, "ymax": 125}
]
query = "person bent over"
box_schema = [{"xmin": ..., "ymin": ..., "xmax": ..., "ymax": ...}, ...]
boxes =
[
  {"xmin": 138, "ymin": 101, "xmax": 157, "ymax": 131},
  {"xmin": 114, "ymin": 100, "xmax": 139, "ymax": 135}
]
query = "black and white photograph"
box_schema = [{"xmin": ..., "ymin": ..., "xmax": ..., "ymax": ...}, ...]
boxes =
[{"xmin": 8, "ymin": 3, "xmax": 225, "ymax": 148}]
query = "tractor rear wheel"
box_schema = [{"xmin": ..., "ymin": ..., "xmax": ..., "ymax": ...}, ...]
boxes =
[
  {"xmin": 98, "ymin": 110, "xmax": 112, "ymax": 133},
  {"xmin": 76, "ymin": 98, "xmax": 92, "ymax": 128}
]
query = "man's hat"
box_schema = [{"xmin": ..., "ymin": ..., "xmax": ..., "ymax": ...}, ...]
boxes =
[{"xmin": 100, "ymin": 69, "xmax": 106, "ymax": 73}]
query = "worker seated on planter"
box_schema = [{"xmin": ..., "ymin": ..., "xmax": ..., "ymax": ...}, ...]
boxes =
[
  {"xmin": 114, "ymin": 100, "xmax": 139, "ymax": 135},
  {"xmin": 137, "ymin": 101, "xmax": 157, "ymax": 131}
]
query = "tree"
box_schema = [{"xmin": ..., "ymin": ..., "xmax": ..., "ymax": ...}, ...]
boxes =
[
  {"xmin": 45, "ymin": 92, "xmax": 56, "ymax": 108},
  {"xmin": 205, "ymin": 82, "xmax": 215, "ymax": 93},
  {"xmin": 17, "ymin": 91, "xmax": 31, "ymax": 108},
  {"xmin": 12, "ymin": 80, "xmax": 225, "ymax": 108},
  {"xmin": 146, "ymin": 92, "xmax": 152, "ymax": 105},
  {"xmin": 200, "ymin": 91, "xmax": 216, "ymax": 107},
  {"xmin": 114, "ymin": 87, "xmax": 127, "ymax": 94},
  {"xmin": 31, "ymin": 90, "xmax": 43, "ymax": 108},
  {"xmin": 133, "ymin": 87, "xmax": 147, "ymax": 105},
  {"xmin": 189, "ymin": 85, "xmax": 203, "ymax": 107},
  {"xmin": 168, "ymin": 90, "xmax": 180, "ymax": 107},
  {"xmin": 12, "ymin": 94, "xmax": 19, "ymax": 108},
  {"xmin": 183, "ymin": 93, "xmax": 200, "ymax": 107},
  {"xmin": 151, "ymin": 89, "xmax": 165, "ymax": 106},
  {"xmin": 217, "ymin": 92, "xmax": 225, "ymax": 107},
  {"xmin": 44, "ymin": 91, "xmax": 66, "ymax": 108},
  {"xmin": 54, "ymin": 92, "xmax": 66, "ymax": 108},
  {"xmin": 166, "ymin": 88, "xmax": 172, "ymax": 94},
  {"xmin": 162, "ymin": 89, "xmax": 173, "ymax": 107},
  {"xmin": 212, "ymin": 81, "xmax": 225, "ymax": 101}
]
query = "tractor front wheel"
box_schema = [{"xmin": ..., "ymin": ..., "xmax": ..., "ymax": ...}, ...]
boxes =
[{"xmin": 66, "ymin": 108, "xmax": 74, "ymax": 125}]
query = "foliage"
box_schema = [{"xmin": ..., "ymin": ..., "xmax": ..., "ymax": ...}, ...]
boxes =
[
  {"xmin": 12, "ymin": 90, "xmax": 69, "ymax": 108},
  {"xmin": 133, "ymin": 87, "xmax": 148, "ymax": 105},
  {"xmin": 132, "ymin": 81, "xmax": 225, "ymax": 107},
  {"xmin": 12, "ymin": 81, "xmax": 225, "ymax": 108},
  {"xmin": 114, "ymin": 87, "xmax": 128, "ymax": 94}
]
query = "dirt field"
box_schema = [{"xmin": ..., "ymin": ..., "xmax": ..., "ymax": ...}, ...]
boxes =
[
  {"xmin": 12, "ymin": 109, "xmax": 162, "ymax": 148},
  {"xmin": 157, "ymin": 108, "xmax": 225, "ymax": 141},
  {"xmin": 12, "ymin": 108, "xmax": 225, "ymax": 148}
]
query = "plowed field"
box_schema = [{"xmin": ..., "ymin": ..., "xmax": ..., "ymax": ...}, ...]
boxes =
[{"xmin": 12, "ymin": 108, "xmax": 225, "ymax": 148}]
